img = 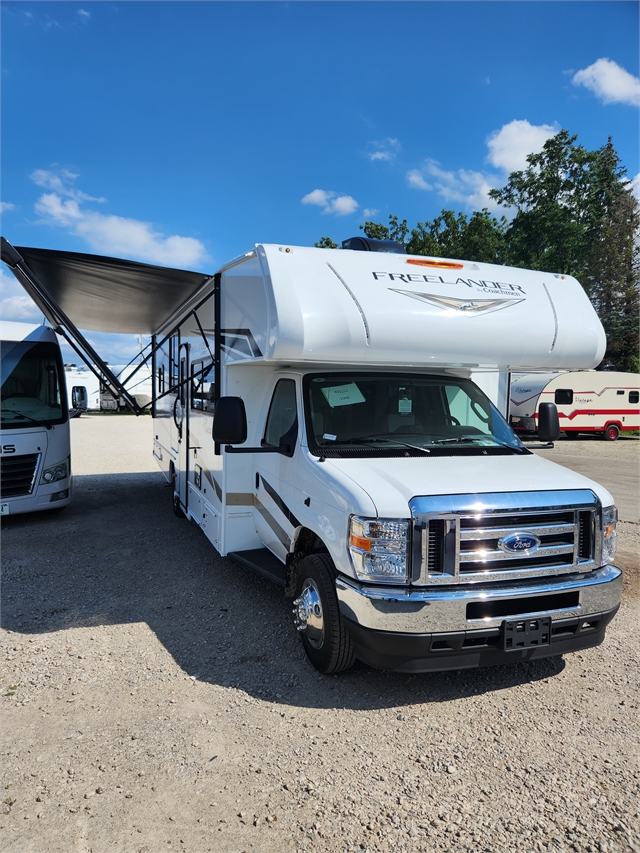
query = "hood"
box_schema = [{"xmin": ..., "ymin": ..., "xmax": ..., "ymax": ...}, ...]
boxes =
[{"xmin": 324, "ymin": 452, "xmax": 614, "ymax": 517}]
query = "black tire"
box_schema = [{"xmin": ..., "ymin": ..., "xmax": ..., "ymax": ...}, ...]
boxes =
[
  {"xmin": 293, "ymin": 553, "xmax": 355, "ymax": 674},
  {"xmin": 565, "ymin": 431, "xmax": 580, "ymax": 440},
  {"xmin": 604, "ymin": 424, "xmax": 620, "ymax": 442}
]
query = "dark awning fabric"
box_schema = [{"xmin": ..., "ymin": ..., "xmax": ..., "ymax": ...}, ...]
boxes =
[{"xmin": 15, "ymin": 246, "xmax": 212, "ymax": 334}]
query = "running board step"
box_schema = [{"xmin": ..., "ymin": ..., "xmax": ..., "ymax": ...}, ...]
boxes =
[{"xmin": 229, "ymin": 548, "xmax": 286, "ymax": 587}]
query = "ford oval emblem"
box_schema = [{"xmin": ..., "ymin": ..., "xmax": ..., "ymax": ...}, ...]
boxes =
[{"xmin": 498, "ymin": 532, "xmax": 541, "ymax": 554}]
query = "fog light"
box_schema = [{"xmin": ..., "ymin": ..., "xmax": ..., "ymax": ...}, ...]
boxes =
[{"xmin": 50, "ymin": 489, "xmax": 69, "ymax": 502}]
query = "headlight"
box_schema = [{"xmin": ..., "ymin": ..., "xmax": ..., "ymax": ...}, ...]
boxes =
[
  {"xmin": 41, "ymin": 459, "xmax": 68, "ymax": 484},
  {"xmin": 602, "ymin": 505, "xmax": 618, "ymax": 565},
  {"xmin": 348, "ymin": 516, "xmax": 410, "ymax": 584}
]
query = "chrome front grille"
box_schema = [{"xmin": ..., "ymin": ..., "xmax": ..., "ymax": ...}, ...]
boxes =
[
  {"xmin": 1, "ymin": 453, "xmax": 41, "ymax": 499},
  {"xmin": 410, "ymin": 490, "xmax": 601, "ymax": 585}
]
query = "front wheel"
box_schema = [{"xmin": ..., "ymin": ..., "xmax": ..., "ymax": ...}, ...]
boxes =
[
  {"xmin": 292, "ymin": 554, "xmax": 355, "ymax": 674},
  {"xmin": 604, "ymin": 424, "xmax": 620, "ymax": 441}
]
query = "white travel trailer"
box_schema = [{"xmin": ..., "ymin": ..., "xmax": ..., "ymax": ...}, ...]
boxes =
[
  {"xmin": 0, "ymin": 322, "xmax": 72, "ymax": 514},
  {"xmin": 65, "ymin": 363, "xmax": 153, "ymax": 414},
  {"xmin": 510, "ymin": 371, "xmax": 640, "ymax": 440},
  {"xmin": 1, "ymin": 238, "xmax": 623, "ymax": 674},
  {"xmin": 150, "ymin": 243, "xmax": 621, "ymax": 674},
  {"xmin": 65, "ymin": 365, "xmax": 100, "ymax": 414}
]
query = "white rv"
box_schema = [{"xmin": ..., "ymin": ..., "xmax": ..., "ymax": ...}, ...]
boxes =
[
  {"xmin": 1, "ymin": 322, "xmax": 72, "ymax": 514},
  {"xmin": 150, "ymin": 243, "xmax": 621, "ymax": 674},
  {"xmin": 510, "ymin": 371, "xmax": 640, "ymax": 440},
  {"xmin": 65, "ymin": 363, "xmax": 153, "ymax": 414},
  {"xmin": 1, "ymin": 239, "xmax": 623, "ymax": 674}
]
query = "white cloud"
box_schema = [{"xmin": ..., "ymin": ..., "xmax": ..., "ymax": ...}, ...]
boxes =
[
  {"xmin": 572, "ymin": 58, "xmax": 640, "ymax": 107},
  {"xmin": 301, "ymin": 189, "xmax": 359, "ymax": 216},
  {"xmin": 407, "ymin": 169, "xmax": 432, "ymax": 191},
  {"xmin": 407, "ymin": 120, "xmax": 563, "ymax": 210},
  {"xmin": 30, "ymin": 169, "xmax": 210, "ymax": 268},
  {"xmin": 301, "ymin": 189, "xmax": 333, "ymax": 208},
  {"xmin": 329, "ymin": 195, "xmax": 358, "ymax": 216},
  {"xmin": 1, "ymin": 202, "xmax": 16, "ymax": 213},
  {"xmin": 78, "ymin": 9, "xmax": 90, "ymax": 19},
  {"xmin": 486, "ymin": 120, "xmax": 559, "ymax": 173},
  {"xmin": 362, "ymin": 208, "xmax": 379, "ymax": 218},
  {"xmin": 0, "ymin": 294, "xmax": 43, "ymax": 323},
  {"xmin": 408, "ymin": 160, "xmax": 499, "ymax": 210},
  {"xmin": 0, "ymin": 269, "xmax": 43, "ymax": 323},
  {"xmin": 30, "ymin": 168, "xmax": 105, "ymax": 203},
  {"xmin": 75, "ymin": 212, "xmax": 209, "ymax": 268},
  {"xmin": 367, "ymin": 138, "xmax": 401, "ymax": 163},
  {"xmin": 35, "ymin": 192, "xmax": 83, "ymax": 226},
  {"xmin": 630, "ymin": 173, "xmax": 640, "ymax": 202}
]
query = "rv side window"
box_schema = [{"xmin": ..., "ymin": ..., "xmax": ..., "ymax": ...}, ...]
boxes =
[
  {"xmin": 630, "ymin": 391, "xmax": 639, "ymax": 404},
  {"xmin": 555, "ymin": 389, "xmax": 573, "ymax": 405},
  {"xmin": 169, "ymin": 334, "xmax": 180, "ymax": 390},
  {"xmin": 191, "ymin": 360, "xmax": 215, "ymax": 412},
  {"xmin": 264, "ymin": 379, "xmax": 297, "ymax": 448}
]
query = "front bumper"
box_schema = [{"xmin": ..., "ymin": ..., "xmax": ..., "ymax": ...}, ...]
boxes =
[{"xmin": 336, "ymin": 564, "xmax": 622, "ymax": 672}]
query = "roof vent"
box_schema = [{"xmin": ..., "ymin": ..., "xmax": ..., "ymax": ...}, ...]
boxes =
[{"xmin": 341, "ymin": 236, "xmax": 407, "ymax": 254}]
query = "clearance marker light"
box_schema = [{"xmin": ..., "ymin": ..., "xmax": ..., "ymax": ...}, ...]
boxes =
[{"xmin": 407, "ymin": 258, "xmax": 464, "ymax": 270}]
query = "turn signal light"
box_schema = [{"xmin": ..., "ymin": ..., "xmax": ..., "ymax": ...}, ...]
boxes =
[{"xmin": 349, "ymin": 534, "xmax": 371, "ymax": 551}]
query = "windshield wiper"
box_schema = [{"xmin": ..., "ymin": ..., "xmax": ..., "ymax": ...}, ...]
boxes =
[
  {"xmin": 431, "ymin": 435, "xmax": 525, "ymax": 452},
  {"xmin": 327, "ymin": 436, "xmax": 431, "ymax": 454},
  {"xmin": 1, "ymin": 411, "xmax": 51, "ymax": 427}
]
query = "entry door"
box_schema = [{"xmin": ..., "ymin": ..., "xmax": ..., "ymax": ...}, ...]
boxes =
[
  {"xmin": 175, "ymin": 343, "xmax": 190, "ymax": 511},
  {"xmin": 253, "ymin": 378, "xmax": 300, "ymax": 562}
]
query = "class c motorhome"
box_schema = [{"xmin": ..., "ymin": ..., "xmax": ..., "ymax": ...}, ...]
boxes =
[
  {"xmin": 510, "ymin": 371, "xmax": 640, "ymax": 441},
  {"xmin": 1, "ymin": 238, "xmax": 623, "ymax": 674},
  {"xmin": 0, "ymin": 321, "xmax": 72, "ymax": 514},
  {"xmin": 151, "ymin": 243, "xmax": 621, "ymax": 674}
]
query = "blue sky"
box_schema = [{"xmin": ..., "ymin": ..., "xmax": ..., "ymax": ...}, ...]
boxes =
[{"xmin": 1, "ymin": 0, "xmax": 638, "ymax": 364}]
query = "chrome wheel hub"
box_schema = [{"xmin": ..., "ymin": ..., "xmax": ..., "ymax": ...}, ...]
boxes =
[{"xmin": 292, "ymin": 579, "xmax": 324, "ymax": 648}]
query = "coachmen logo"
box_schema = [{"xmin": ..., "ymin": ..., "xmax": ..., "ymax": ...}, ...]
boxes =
[
  {"xmin": 390, "ymin": 289, "xmax": 524, "ymax": 316},
  {"xmin": 497, "ymin": 532, "xmax": 541, "ymax": 555}
]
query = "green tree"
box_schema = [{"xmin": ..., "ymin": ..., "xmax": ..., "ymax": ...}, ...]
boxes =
[
  {"xmin": 361, "ymin": 215, "xmax": 410, "ymax": 245},
  {"xmin": 314, "ymin": 236, "xmax": 339, "ymax": 249},
  {"xmin": 408, "ymin": 209, "xmax": 508, "ymax": 264},
  {"xmin": 360, "ymin": 210, "xmax": 508, "ymax": 264},
  {"xmin": 585, "ymin": 186, "xmax": 640, "ymax": 371},
  {"xmin": 490, "ymin": 131, "xmax": 638, "ymax": 369}
]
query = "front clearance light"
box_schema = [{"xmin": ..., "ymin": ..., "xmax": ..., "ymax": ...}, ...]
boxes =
[
  {"xmin": 602, "ymin": 505, "xmax": 618, "ymax": 565},
  {"xmin": 348, "ymin": 516, "xmax": 410, "ymax": 584},
  {"xmin": 41, "ymin": 459, "xmax": 68, "ymax": 485}
]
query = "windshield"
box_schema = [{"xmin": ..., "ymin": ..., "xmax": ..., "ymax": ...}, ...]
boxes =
[
  {"xmin": 1, "ymin": 340, "xmax": 67, "ymax": 429},
  {"xmin": 304, "ymin": 372, "xmax": 525, "ymax": 457}
]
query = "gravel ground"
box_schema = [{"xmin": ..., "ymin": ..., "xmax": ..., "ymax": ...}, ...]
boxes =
[{"xmin": 1, "ymin": 415, "xmax": 638, "ymax": 853}]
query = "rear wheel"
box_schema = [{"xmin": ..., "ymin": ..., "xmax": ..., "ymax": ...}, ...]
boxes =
[
  {"xmin": 292, "ymin": 554, "xmax": 355, "ymax": 674},
  {"xmin": 604, "ymin": 424, "xmax": 620, "ymax": 441}
]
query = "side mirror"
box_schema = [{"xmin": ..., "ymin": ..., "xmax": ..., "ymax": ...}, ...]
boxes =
[
  {"xmin": 538, "ymin": 402, "xmax": 560, "ymax": 443},
  {"xmin": 213, "ymin": 396, "xmax": 247, "ymax": 445}
]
